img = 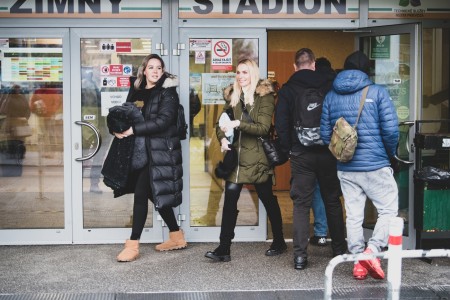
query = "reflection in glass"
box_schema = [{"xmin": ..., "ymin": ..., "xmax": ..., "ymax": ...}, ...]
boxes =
[
  {"xmin": 422, "ymin": 28, "xmax": 449, "ymax": 133},
  {"xmin": 188, "ymin": 38, "xmax": 260, "ymax": 227},
  {"xmin": 361, "ymin": 34, "xmax": 411, "ymax": 233},
  {"xmin": 80, "ymin": 38, "xmax": 154, "ymax": 228},
  {"xmin": 0, "ymin": 38, "xmax": 64, "ymax": 229}
]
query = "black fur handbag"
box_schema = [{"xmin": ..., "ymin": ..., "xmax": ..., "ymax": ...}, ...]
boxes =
[{"xmin": 214, "ymin": 144, "xmax": 238, "ymax": 179}]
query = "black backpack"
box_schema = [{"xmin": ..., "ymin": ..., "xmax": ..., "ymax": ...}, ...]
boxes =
[
  {"xmin": 177, "ymin": 104, "xmax": 188, "ymax": 140},
  {"xmin": 294, "ymin": 87, "xmax": 325, "ymax": 146}
]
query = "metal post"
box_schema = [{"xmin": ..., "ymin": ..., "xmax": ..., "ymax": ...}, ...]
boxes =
[
  {"xmin": 324, "ymin": 249, "xmax": 449, "ymax": 300},
  {"xmin": 324, "ymin": 212, "xmax": 449, "ymax": 300},
  {"xmin": 387, "ymin": 217, "xmax": 404, "ymax": 300}
]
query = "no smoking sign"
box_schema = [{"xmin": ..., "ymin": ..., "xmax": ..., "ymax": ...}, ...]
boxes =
[
  {"xmin": 214, "ymin": 40, "xmax": 230, "ymax": 57},
  {"xmin": 211, "ymin": 39, "xmax": 233, "ymax": 70}
]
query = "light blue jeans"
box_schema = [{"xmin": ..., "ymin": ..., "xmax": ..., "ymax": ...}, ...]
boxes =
[
  {"xmin": 338, "ymin": 167, "xmax": 398, "ymax": 254},
  {"xmin": 312, "ymin": 182, "xmax": 328, "ymax": 237}
]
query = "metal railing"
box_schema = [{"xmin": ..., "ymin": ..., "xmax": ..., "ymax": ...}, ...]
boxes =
[{"xmin": 324, "ymin": 217, "xmax": 450, "ymax": 300}]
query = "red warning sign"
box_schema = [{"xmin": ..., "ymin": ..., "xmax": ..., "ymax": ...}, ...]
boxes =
[
  {"xmin": 116, "ymin": 42, "xmax": 132, "ymax": 53},
  {"xmin": 109, "ymin": 65, "xmax": 124, "ymax": 75},
  {"xmin": 117, "ymin": 77, "xmax": 130, "ymax": 87}
]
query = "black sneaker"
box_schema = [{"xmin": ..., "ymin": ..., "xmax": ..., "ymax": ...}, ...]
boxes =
[{"xmin": 310, "ymin": 236, "xmax": 327, "ymax": 246}]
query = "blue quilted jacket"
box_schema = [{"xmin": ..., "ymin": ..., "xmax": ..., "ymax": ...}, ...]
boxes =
[{"xmin": 320, "ymin": 69, "xmax": 399, "ymax": 172}]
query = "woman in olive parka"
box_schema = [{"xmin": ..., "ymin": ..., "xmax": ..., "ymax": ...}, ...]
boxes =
[{"xmin": 205, "ymin": 59, "xmax": 286, "ymax": 262}]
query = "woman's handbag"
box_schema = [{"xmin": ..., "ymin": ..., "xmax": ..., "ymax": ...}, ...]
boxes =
[
  {"xmin": 240, "ymin": 100, "xmax": 288, "ymax": 167},
  {"xmin": 259, "ymin": 134, "xmax": 287, "ymax": 167},
  {"xmin": 214, "ymin": 144, "xmax": 238, "ymax": 179}
]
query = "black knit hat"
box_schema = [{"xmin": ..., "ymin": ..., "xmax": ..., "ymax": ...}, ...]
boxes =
[{"xmin": 344, "ymin": 51, "xmax": 370, "ymax": 74}]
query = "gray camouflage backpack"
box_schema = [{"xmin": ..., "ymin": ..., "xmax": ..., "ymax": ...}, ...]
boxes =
[{"xmin": 294, "ymin": 87, "xmax": 325, "ymax": 146}]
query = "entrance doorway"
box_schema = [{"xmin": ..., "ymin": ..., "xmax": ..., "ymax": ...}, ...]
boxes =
[
  {"xmin": 267, "ymin": 27, "xmax": 419, "ymax": 249},
  {"xmin": 267, "ymin": 30, "xmax": 356, "ymax": 241}
]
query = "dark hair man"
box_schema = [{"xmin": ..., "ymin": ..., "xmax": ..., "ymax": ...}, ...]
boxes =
[{"xmin": 275, "ymin": 48, "xmax": 347, "ymax": 270}]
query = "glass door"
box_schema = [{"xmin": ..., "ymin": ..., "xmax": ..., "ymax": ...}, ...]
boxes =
[
  {"xmin": 71, "ymin": 28, "xmax": 164, "ymax": 243},
  {"xmin": 179, "ymin": 28, "xmax": 268, "ymax": 241},
  {"xmin": 0, "ymin": 28, "xmax": 71, "ymax": 244},
  {"xmin": 357, "ymin": 24, "xmax": 419, "ymax": 249}
]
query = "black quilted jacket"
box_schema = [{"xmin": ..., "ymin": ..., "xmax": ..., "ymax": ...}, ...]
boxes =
[
  {"xmin": 101, "ymin": 102, "xmax": 147, "ymax": 195},
  {"xmin": 110, "ymin": 74, "xmax": 183, "ymax": 210}
]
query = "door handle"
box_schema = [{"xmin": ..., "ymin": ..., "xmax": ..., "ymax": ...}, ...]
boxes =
[
  {"xmin": 393, "ymin": 154, "xmax": 414, "ymax": 165},
  {"xmin": 400, "ymin": 121, "xmax": 415, "ymax": 126},
  {"xmin": 394, "ymin": 121, "xmax": 414, "ymax": 165},
  {"xmin": 74, "ymin": 121, "xmax": 102, "ymax": 161}
]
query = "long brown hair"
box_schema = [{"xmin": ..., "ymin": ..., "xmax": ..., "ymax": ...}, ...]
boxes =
[{"xmin": 134, "ymin": 54, "xmax": 166, "ymax": 89}]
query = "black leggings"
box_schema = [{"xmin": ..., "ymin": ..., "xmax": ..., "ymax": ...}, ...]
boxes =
[
  {"xmin": 130, "ymin": 166, "xmax": 179, "ymax": 240},
  {"xmin": 220, "ymin": 177, "xmax": 284, "ymax": 242}
]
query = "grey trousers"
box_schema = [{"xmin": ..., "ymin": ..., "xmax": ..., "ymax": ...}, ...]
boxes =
[{"xmin": 338, "ymin": 167, "xmax": 399, "ymax": 254}]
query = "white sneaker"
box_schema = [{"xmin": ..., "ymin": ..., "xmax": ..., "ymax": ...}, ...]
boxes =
[{"xmin": 310, "ymin": 236, "xmax": 328, "ymax": 246}]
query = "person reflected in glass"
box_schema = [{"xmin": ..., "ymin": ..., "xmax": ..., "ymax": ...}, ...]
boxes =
[
  {"xmin": 0, "ymin": 84, "xmax": 31, "ymax": 177},
  {"xmin": 30, "ymin": 82, "xmax": 63, "ymax": 158},
  {"xmin": 113, "ymin": 54, "xmax": 186, "ymax": 262},
  {"xmin": 189, "ymin": 86, "xmax": 201, "ymax": 137},
  {"xmin": 81, "ymin": 68, "xmax": 109, "ymax": 193},
  {"xmin": 205, "ymin": 59, "xmax": 286, "ymax": 262}
]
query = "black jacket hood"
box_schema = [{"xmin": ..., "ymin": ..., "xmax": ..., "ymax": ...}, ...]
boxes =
[
  {"xmin": 344, "ymin": 51, "xmax": 370, "ymax": 75},
  {"xmin": 285, "ymin": 69, "xmax": 330, "ymax": 89}
]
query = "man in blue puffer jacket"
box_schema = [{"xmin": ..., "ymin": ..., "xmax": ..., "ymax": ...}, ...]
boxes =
[{"xmin": 320, "ymin": 51, "xmax": 399, "ymax": 281}]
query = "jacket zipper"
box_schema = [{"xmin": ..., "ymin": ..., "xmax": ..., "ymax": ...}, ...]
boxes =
[{"xmin": 235, "ymin": 108, "xmax": 243, "ymax": 183}]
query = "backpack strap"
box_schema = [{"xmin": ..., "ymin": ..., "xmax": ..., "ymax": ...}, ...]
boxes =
[{"xmin": 353, "ymin": 86, "xmax": 369, "ymax": 128}]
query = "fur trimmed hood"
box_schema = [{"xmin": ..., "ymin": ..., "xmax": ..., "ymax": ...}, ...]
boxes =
[
  {"xmin": 223, "ymin": 79, "xmax": 274, "ymax": 101},
  {"xmin": 162, "ymin": 73, "xmax": 178, "ymax": 89}
]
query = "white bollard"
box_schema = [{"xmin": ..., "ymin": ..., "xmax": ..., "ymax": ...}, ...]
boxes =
[{"xmin": 387, "ymin": 217, "xmax": 404, "ymax": 300}]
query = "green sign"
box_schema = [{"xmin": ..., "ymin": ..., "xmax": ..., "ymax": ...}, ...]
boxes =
[{"xmin": 370, "ymin": 36, "xmax": 390, "ymax": 59}]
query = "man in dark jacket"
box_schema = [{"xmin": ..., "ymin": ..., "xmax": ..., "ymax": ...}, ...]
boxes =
[
  {"xmin": 275, "ymin": 48, "xmax": 347, "ymax": 270},
  {"xmin": 320, "ymin": 51, "xmax": 399, "ymax": 280}
]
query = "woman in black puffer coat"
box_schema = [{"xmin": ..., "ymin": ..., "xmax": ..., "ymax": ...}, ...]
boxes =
[{"xmin": 114, "ymin": 54, "xmax": 186, "ymax": 262}]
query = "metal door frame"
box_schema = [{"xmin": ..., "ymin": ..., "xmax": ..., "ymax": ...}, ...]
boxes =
[
  {"xmin": 70, "ymin": 28, "xmax": 167, "ymax": 244},
  {"xmin": 356, "ymin": 23, "xmax": 420, "ymax": 250},
  {"xmin": 178, "ymin": 28, "xmax": 268, "ymax": 242},
  {"xmin": 0, "ymin": 28, "xmax": 72, "ymax": 245}
]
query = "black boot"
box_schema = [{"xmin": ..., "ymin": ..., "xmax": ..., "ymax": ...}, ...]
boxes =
[
  {"xmin": 264, "ymin": 196, "xmax": 287, "ymax": 256},
  {"xmin": 205, "ymin": 209, "xmax": 239, "ymax": 262},
  {"xmin": 266, "ymin": 239, "xmax": 287, "ymax": 256},
  {"xmin": 205, "ymin": 243, "xmax": 231, "ymax": 262}
]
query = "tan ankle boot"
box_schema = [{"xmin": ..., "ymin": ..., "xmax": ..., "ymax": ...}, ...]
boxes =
[
  {"xmin": 117, "ymin": 239, "xmax": 139, "ymax": 262},
  {"xmin": 155, "ymin": 230, "xmax": 187, "ymax": 251}
]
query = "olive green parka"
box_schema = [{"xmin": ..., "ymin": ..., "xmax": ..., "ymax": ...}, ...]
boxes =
[{"xmin": 216, "ymin": 79, "xmax": 275, "ymax": 184}]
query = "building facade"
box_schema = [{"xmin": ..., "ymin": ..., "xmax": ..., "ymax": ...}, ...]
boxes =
[{"xmin": 0, "ymin": 0, "xmax": 449, "ymax": 248}]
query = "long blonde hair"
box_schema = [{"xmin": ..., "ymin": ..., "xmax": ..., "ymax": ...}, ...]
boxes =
[{"xmin": 230, "ymin": 59, "xmax": 260, "ymax": 107}]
